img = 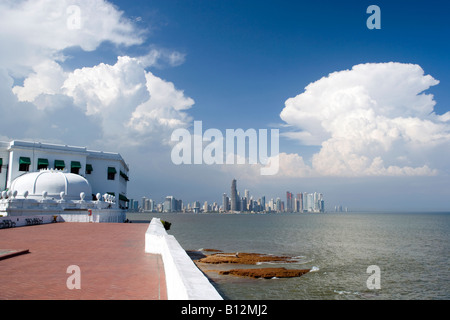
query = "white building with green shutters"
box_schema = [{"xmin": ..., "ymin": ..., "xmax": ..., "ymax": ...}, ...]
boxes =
[{"xmin": 0, "ymin": 140, "xmax": 130, "ymax": 210}]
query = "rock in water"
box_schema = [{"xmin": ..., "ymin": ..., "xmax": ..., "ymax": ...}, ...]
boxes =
[
  {"xmin": 198, "ymin": 252, "xmax": 295, "ymax": 265},
  {"xmin": 219, "ymin": 267, "xmax": 310, "ymax": 279}
]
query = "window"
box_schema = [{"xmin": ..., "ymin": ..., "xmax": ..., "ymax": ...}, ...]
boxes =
[
  {"xmin": 19, "ymin": 157, "xmax": 31, "ymax": 172},
  {"xmin": 120, "ymin": 170, "xmax": 129, "ymax": 181},
  {"xmin": 107, "ymin": 167, "xmax": 117, "ymax": 180},
  {"xmin": 71, "ymin": 161, "xmax": 82, "ymax": 174},
  {"xmin": 86, "ymin": 164, "xmax": 93, "ymax": 175},
  {"xmin": 37, "ymin": 158, "xmax": 49, "ymax": 170},
  {"xmin": 0, "ymin": 158, "xmax": 2, "ymax": 173},
  {"xmin": 54, "ymin": 160, "xmax": 65, "ymax": 170}
]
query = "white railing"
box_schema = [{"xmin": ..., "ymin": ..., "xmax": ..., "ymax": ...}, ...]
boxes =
[{"xmin": 145, "ymin": 218, "xmax": 223, "ymax": 300}]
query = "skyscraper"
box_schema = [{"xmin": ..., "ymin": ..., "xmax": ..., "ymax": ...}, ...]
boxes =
[
  {"xmin": 222, "ymin": 193, "xmax": 229, "ymax": 212},
  {"xmin": 142, "ymin": 196, "xmax": 147, "ymax": 210},
  {"xmin": 307, "ymin": 193, "xmax": 314, "ymax": 212},
  {"xmin": 286, "ymin": 191, "xmax": 293, "ymax": 212},
  {"xmin": 276, "ymin": 197, "xmax": 281, "ymax": 212},
  {"xmin": 244, "ymin": 189, "xmax": 250, "ymax": 211},
  {"xmin": 231, "ymin": 179, "xmax": 238, "ymax": 212},
  {"xmin": 164, "ymin": 196, "xmax": 173, "ymax": 212},
  {"xmin": 297, "ymin": 193, "xmax": 303, "ymax": 212}
]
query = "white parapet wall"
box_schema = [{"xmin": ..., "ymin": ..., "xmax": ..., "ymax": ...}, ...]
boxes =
[
  {"xmin": 1, "ymin": 209, "xmax": 126, "ymax": 224},
  {"xmin": 145, "ymin": 218, "xmax": 223, "ymax": 300},
  {"xmin": 0, "ymin": 215, "xmax": 57, "ymax": 228},
  {"xmin": 59, "ymin": 210, "xmax": 126, "ymax": 223}
]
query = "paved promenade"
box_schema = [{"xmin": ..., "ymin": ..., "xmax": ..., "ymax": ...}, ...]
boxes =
[{"xmin": 0, "ymin": 222, "xmax": 167, "ymax": 300}]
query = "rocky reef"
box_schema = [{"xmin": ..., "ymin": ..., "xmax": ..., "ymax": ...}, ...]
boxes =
[
  {"xmin": 188, "ymin": 249, "xmax": 311, "ymax": 279},
  {"xmin": 197, "ymin": 252, "xmax": 297, "ymax": 265},
  {"xmin": 219, "ymin": 267, "xmax": 310, "ymax": 279}
]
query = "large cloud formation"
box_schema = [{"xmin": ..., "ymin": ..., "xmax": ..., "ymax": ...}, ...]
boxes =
[
  {"xmin": 0, "ymin": 0, "xmax": 193, "ymax": 148},
  {"xmin": 0, "ymin": 0, "xmax": 143, "ymax": 76},
  {"xmin": 280, "ymin": 62, "xmax": 450, "ymax": 177}
]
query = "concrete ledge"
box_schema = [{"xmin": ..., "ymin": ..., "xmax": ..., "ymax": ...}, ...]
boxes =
[
  {"xmin": 0, "ymin": 215, "xmax": 57, "ymax": 228},
  {"xmin": 145, "ymin": 218, "xmax": 223, "ymax": 300},
  {"xmin": 0, "ymin": 210, "xmax": 126, "ymax": 225}
]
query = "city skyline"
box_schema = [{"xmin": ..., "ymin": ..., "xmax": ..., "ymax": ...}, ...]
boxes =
[
  {"xmin": 1, "ymin": 1, "xmax": 449, "ymax": 212},
  {"xmin": 131, "ymin": 179, "xmax": 326, "ymax": 213}
]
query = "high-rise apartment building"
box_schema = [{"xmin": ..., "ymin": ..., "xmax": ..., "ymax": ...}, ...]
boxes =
[
  {"xmin": 230, "ymin": 179, "xmax": 238, "ymax": 212},
  {"xmin": 286, "ymin": 191, "xmax": 293, "ymax": 212},
  {"xmin": 276, "ymin": 197, "xmax": 281, "ymax": 212},
  {"xmin": 294, "ymin": 193, "xmax": 303, "ymax": 212},
  {"xmin": 222, "ymin": 193, "xmax": 229, "ymax": 212}
]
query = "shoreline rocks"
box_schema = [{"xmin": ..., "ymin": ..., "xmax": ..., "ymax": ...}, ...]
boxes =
[
  {"xmin": 188, "ymin": 250, "xmax": 311, "ymax": 279},
  {"xmin": 197, "ymin": 252, "xmax": 297, "ymax": 265},
  {"xmin": 219, "ymin": 267, "xmax": 310, "ymax": 279}
]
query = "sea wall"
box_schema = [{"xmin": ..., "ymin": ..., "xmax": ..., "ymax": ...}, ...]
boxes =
[
  {"xmin": 145, "ymin": 218, "xmax": 223, "ymax": 300},
  {"xmin": 59, "ymin": 210, "xmax": 126, "ymax": 223},
  {"xmin": 0, "ymin": 215, "xmax": 56, "ymax": 228},
  {"xmin": 0, "ymin": 210, "xmax": 126, "ymax": 225}
]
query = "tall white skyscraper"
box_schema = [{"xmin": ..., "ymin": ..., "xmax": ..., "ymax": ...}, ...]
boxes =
[{"xmin": 222, "ymin": 193, "xmax": 229, "ymax": 212}]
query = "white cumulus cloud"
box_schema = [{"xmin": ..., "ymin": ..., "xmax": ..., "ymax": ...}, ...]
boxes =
[
  {"xmin": 280, "ymin": 62, "xmax": 450, "ymax": 177},
  {"xmin": 0, "ymin": 0, "xmax": 194, "ymax": 149},
  {"xmin": 0, "ymin": 0, "xmax": 144, "ymax": 76},
  {"xmin": 128, "ymin": 71, "xmax": 195, "ymax": 144}
]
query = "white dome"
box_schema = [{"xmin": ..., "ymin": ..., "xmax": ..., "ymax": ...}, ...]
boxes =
[{"xmin": 10, "ymin": 170, "xmax": 92, "ymax": 201}]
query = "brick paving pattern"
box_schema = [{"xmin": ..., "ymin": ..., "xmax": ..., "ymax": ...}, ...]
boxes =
[{"xmin": 0, "ymin": 222, "xmax": 167, "ymax": 300}]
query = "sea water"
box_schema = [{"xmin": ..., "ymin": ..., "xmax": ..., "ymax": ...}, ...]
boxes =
[{"xmin": 128, "ymin": 212, "xmax": 449, "ymax": 300}]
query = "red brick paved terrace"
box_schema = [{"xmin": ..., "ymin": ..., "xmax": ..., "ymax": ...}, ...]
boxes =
[{"xmin": 0, "ymin": 222, "xmax": 167, "ymax": 300}]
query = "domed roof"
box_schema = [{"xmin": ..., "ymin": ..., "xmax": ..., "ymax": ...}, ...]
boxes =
[{"xmin": 10, "ymin": 170, "xmax": 92, "ymax": 201}]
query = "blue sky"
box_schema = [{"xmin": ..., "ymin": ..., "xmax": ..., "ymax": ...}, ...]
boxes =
[
  {"xmin": 1, "ymin": 0, "xmax": 449, "ymax": 211},
  {"xmin": 112, "ymin": 0, "xmax": 450, "ymax": 154},
  {"xmin": 113, "ymin": 0, "xmax": 450, "ymax": 121},
  {"xmin": 62, "ymin": 0, "xmax": 450, "ymax": 127}
]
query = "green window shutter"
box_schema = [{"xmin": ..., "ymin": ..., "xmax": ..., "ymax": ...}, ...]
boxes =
[
  {"xmin": 86, "ymin": 164, "xmax": 93, "ymax": 171},
  {"xmin": 19, "ymin": 157, "xmax": 31, "ymax": 165},
  {"xmin": 37, "ymin": 158, "xmax": 49, "ymax": 166},
  {"xmin": 108, "ymin": 167, "xmax": 117, "ymax": 174},
  {"xmin": 71, "ymin": 161, "xmax": 82, "ymax": 169},
  {"xmin": 120, "ymin": 171, "xmax": 129, "ymax": 180},
  {"xmin": 54, "ymin": 160, "xmax": 65, "ymax": 169}
]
